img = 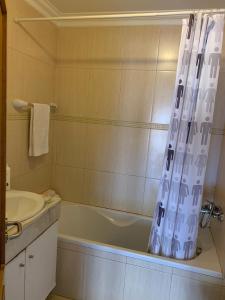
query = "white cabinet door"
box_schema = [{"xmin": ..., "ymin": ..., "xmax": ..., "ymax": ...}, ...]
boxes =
[
  {"xmin": 5, "ymin": 250, "xmax": 25, "ymax": 300},
  {"xmin": 25, "ymin": 222, "xmax": 58, "ymax": 300}
]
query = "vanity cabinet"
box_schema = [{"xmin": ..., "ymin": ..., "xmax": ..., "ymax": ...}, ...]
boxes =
[
  {"xmin": 5, "ymin": 251, "xmax": 25, "ymax": 300},
  {"xmin": 5, "ymin": 222, "xmax": 58, "ymax": 300}
]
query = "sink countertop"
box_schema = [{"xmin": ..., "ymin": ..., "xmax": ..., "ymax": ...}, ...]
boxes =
[{"xmin": 6, "ymin": 196, "xmax": 61, "ymax": 264}]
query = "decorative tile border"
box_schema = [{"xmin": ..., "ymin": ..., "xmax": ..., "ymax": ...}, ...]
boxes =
[{"xmin": 7, "ymin": 113, "xmax": 225, "ymax": 135}]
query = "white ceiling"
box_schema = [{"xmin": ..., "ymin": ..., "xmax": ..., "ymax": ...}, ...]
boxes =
[{"xmin": 44, "ymin": 0, "xmax": 225, "ymax": 14}]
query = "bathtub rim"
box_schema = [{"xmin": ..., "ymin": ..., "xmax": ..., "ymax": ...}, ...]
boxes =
[{"xmin": 58, "ymin": 201, "xmax": 222, "ymax": 279}]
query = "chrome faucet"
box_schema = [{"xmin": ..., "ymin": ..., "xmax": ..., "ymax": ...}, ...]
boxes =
[{"xmin": 200, "ymin": 201, "xmax": 224, "ymax": 228}]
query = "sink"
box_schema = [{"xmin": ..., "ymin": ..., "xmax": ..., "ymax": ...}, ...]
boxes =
[{"xmin": 6, "ymin": 190, "xmax": 45, "ymax": 222}]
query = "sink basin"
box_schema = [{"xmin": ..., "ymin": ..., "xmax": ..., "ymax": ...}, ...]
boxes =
[{"xmin": 6, "ymin": 190, "xmax": 45, "ymax": 222}]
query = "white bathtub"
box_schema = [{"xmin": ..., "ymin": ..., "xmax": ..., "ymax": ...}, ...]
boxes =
[{"xmin": 56, "ymin": 201, "xmax": 223, "ymax": 300}]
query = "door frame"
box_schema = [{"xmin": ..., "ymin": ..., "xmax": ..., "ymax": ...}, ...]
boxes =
[{"xmin": 0, "ymin": 0, "xmax": 6, "ymax": 298}]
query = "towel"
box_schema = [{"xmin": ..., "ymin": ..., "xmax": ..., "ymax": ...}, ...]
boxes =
[{"xmin": 29, "ymin": 103, "xmax": 50, "ymax": 157}]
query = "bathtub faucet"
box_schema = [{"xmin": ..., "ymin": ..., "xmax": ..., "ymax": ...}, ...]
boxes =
[{"xmin": 200, "ymin": 200, "xmax": 224, "ymax": 228}]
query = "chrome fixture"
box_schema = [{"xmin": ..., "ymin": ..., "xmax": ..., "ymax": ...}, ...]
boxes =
[
  {"xmin": 200, "ymin": 201, "xmax": 224, "ymax": 228},
  {"xmin": 5, "ymin": 219, "xmax": 23, "ymax": 241}
]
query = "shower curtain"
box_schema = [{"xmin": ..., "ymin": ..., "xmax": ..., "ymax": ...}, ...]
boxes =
[{"xmin": 148, "ymin": 13, "xmax": 224, "ymax": 260}]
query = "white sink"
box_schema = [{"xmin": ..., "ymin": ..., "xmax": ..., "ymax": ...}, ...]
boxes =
[{"xmin": 6, "ymin": 190, "xmax": 45, "ymax": 222}]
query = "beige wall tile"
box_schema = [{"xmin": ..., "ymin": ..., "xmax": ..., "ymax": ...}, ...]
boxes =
[
  {"xmin": 111, "ymin": 174, "xmax": 145, "ymax": 213},
  {"xmin": 55, "ymin": 248, "xmax": 85, "ymax": 299},
  {"xmin": 23, "ymin": 54, "xmax": 55, "ymax": 103},
  {"xmin": 57, "ymin": 27, "xmax": 93, "ymax": 63},
  {"xmin": 58, "ymin": 241, "xmax": 126, "ymax": 263},
  {"xmin": 55, "ymin": 66, "xmax": 90, "ymax": 116},
  {"xmin": 146, "ymin": 130, "xmax": 168, "ymax": 179},
  {"xmin": 89, "ymin": 26, "xmax": 124, "ymax": 68},
  {"xmin": 126, "ymin": 257, "xmax": 172, "ymax": 273},
  {"xmin": 11, "ymin": 164, "xmax": 51, "ymax": 193},
  {"xmin": 51, "ymin": 165, "xmax": 84, "ymax": 203},
  {"xmin": 86, "ymin": 69, "xmax": 122, "ymax": 119},
  {"xmin": 7, "ymin": 48, "xmax": 25, "ymax": 114},
  {"xmin": 124, "ymin": 263, "xmax": 171, "ymax": 300},
  {"xmin": 119, "ymin": 70, "xmax": 156, "ymax": 122},
  {"xmin": 83, "ymin": 170, "xmax": 113, "ymax": 207},
  {"xmin": 83, "ymin": 255, "xmax": 125, "ymax": 300},
  {"xmin": 7, "ymin": 0, "xmax": 57, "ymax": 64},
  {"xmin": 86, "ymin": 124, "xmax": 149, "ymax": 176},
  {"xmin": 86, "ymin": 124, "xmax": 117, "ymax": 172},
  {"xmin": 121, "ymin": 26, "xmax": 160, "ymax": 70},
  {"xmin": 158, "ymin": 26, "xmax": 181, "ymax": 71},
  {"xmin": 151, "ymin": 71, "xmax": 175, "ymax": 124},
  {"xmin": 6, "ymin": 0, "xmax": 56, "ymax": 193},
  {"xmin": 113, "ymin": 126, "xmax": 150, "ymax": 176},
  {"xmin": 169, "ymin": 275, "xmax": 223, "ymax": 300},
  {"xmin": 205, "ymin": 135, "xmax": 223, "ymax": 197},
  {"xmin": 213, "ymin": 71, "xmax": 225, "ymax": 129},
  {"xmin": 220, "ymin": 27, "xmax": 225, "ymax": 72},
  {"xmin": 143, "ymin": 178, "xmax": 160, "ymax": 216},
  {"xmin": 53, "ymin": 121, "xmax": 87, "ymax": 168},
  {"xmin": 211, "ymin": 135, "xmax": 225, "ymax": 275},
  {"xmin": 7, "ymin": 120, "xmax": 51, "ymax": 178}
]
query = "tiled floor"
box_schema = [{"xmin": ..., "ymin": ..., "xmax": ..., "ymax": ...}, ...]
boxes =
[{"xmin": 47, "ymin": 294, "xmax": 71, "ymax": 300}]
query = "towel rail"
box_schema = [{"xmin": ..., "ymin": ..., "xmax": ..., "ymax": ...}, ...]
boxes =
[{"xmin": 12, "ymin": 99, "xmax": 57, "ymax": 112}]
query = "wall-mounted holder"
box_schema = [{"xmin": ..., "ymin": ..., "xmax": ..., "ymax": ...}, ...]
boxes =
[{"xmin": 12, "ymin": 99, "xmax": 57, "ymax": 113}]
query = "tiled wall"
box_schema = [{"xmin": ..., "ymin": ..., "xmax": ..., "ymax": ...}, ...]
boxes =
[
  {"xmin": 211, "ymin": 135, "xmax": 225, "ymax": 275},
  {"xmin": 52, "ymin": 25, "xmax": 225, "ymax": 217},
  {"xmin": 55, "ymin": 241, "xmax": 225, "ymax": 300},
  {"xmin": 6, "ymin": 1, "xmax": 225, "ymax": 218},
  {"xmin": 6, "ymin": 0, "xmax": 57, "ymax": 193}
]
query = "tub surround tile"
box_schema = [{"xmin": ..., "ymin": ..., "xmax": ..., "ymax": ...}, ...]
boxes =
[
  {"xmin": 89, "ymin": 27, "xmax": 124, "ymax": 69},
  {"xmin": 151, "ymin": 71, "xmax": 175, "ymax": 124},
  {"xmin": 213, "ymin": 71, "xmax": 225, "ymax": 129},
  {"xmin": 57, "ymin": 27, "xmax": 93, "ymax": 63},
  {"xmin": 58, "ymin": 240, "xmax": 126, "ymax": 263},
  {"xmin": 146, "ymin": 130, "xmax": 168, "ymax": 179},
  {"xmin": 84, "ymin": 255, "xmax": 126, "ymax": 300},
  {"xmin": 123, "ymin": 263, "xmax": 171, "ymax": 300},
  {"xmin": 157, "ymin": 26, "xmax": 181, "ymax": 71},
  {"xmin": 111, "ymin": 174, "xmax": 145, "ymax": 214},
  {"xmin": 143, "ymin": 178, "xmax": 160, "ymax": 216},
  {"xmin": 120, "ymin": 26, "xmax": 160, "ymax": 70},
  {"xmin": 126, "ymin": 256, "xmax": 172, "ymax": 274},
  {"xmin": 205, "ymin": 135, "xmax": 223, "ymax": 195},
  {"xmin": 83, "ymin": 169, "xmax": 114, "ymax": 207},
  {"xmin": 56, "ymin": 247, "xmax": 126, "ymax": 300},
  {"xmin": 211, "ymin": 136, "xmax": 225, "ymax": 276},
  {"xmin": 54, "ymin": 67, "xmax": 90, "ymax": 117},
  {"xmin": 169, "ymin": 275, "xmax": 223, "ymax": 300},
  {"xmin": 56, "ymin": 248, "xmax": 85, "ymax": 300},
  {"xmin": 119, "ymin": 69, "xmax": 155, "ymax": 122},
  {"xmin": 86, "ymin": 69, "xmax": 122, "ymax": 120},
  {"xmin": 53, "ymin": 121, "xmax": 88, "ymax": 168},
  {"xmin": 172, "ymin": 268, "xmax": 224, "ymax": 286},
  {"xmin": 52, "ymin": 165, "xmax": 85, "ymax": 203},
  {"xmin": 86, "ymin": 124, "xmax": 150, "ymax": 177}
]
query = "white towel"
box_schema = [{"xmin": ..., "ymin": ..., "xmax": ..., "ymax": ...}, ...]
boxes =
[{"xmin": 29, "ymin": 103, "xmax": 50, "ymax": 157}]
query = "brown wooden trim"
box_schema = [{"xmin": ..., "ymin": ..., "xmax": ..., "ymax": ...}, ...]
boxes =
[
  {"xmin": 0, "ymin": 0, "xmax": 6, "ymax": 268},
  {"xmin": 0, "ymin": 0, "xmax": 6, "ymax": 299}
]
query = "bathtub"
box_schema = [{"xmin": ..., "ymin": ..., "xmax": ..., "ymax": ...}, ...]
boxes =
[{"xmin": 55, "ymin": 202, "xmax": 224, "ymax": 300}]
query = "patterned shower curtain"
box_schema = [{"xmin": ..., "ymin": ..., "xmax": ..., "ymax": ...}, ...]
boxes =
[{"xmin": 148, "ymin": 13, "xmax": 224, "ymax": 260}]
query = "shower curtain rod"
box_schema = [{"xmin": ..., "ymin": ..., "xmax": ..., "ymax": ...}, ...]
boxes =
[{"xmin": 14, "ymin": 9, "xmax": 225, "ymax": 23}]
